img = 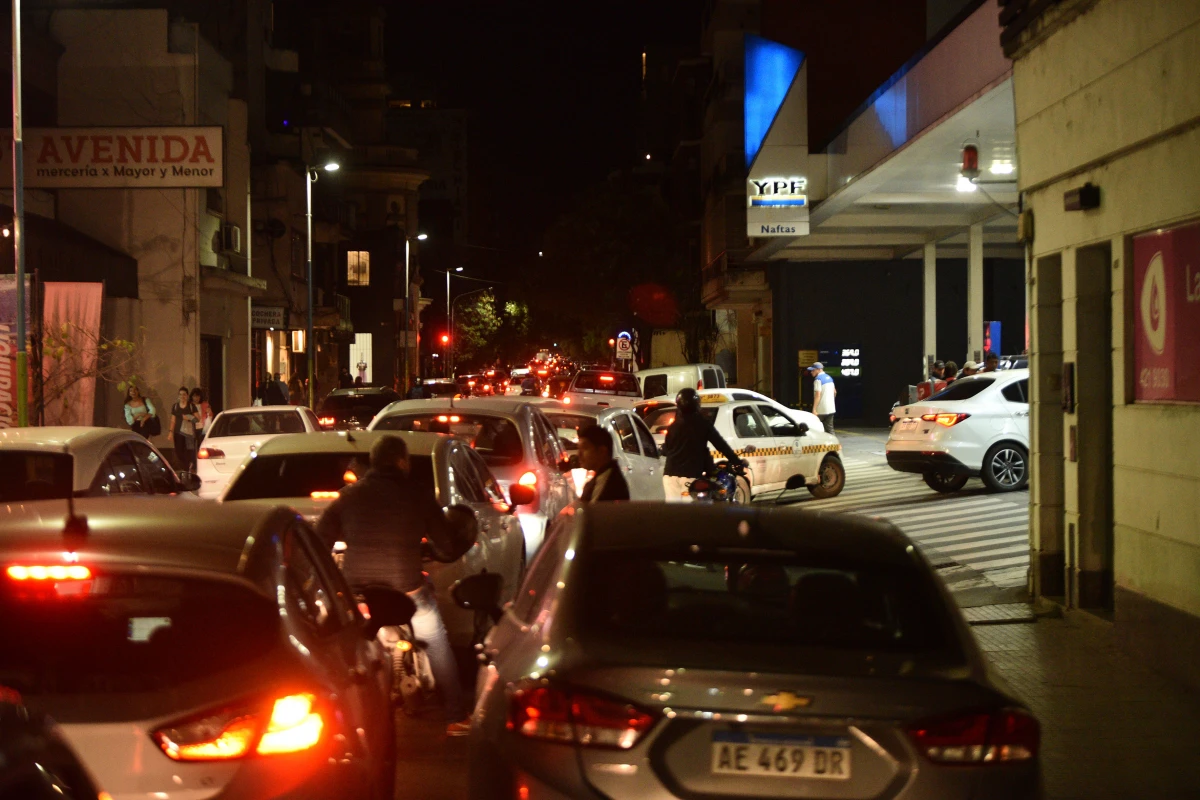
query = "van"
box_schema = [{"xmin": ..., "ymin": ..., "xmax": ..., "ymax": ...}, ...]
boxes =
[{"xmin": 637, "ymin": 364, "xmax": 727, "ymax": 400}]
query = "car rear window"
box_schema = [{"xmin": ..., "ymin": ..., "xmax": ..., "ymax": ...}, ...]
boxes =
[
  {"xmin": 642, "ymin": 374, "xmax": 669, "ymax": 399},
  {"xmin": 0, "ymin": 452, "xmax": 74, "ymax": 501},
  {"xmin": 423, "ymin": 382, "xmax": 458, "ymax": 397},
  {"xmin": 571, "ymin": 371, "xmax": 641, "ymax": 396},
  {"xmin": 372, "ymin": 413, "xmax": 524, "ymax": 467},
  {"xmin": 209, "ymin": 410, "xmax": 305, "ymax": 437},
  {"xmin": 929, "ymin": 378, "xmax": 995, "ymax": 401},
  {"xmin": 0, "ymin": 576, "xmax": 278, "ymax": 694},
  {"xmin": 641, "ymin": 406, "xmax": 677, "ymax": 432},
  {"xmin": 575, "ymin": 547, "xmax": 956, "ymax": 668},
  {"xmin": 224, "ymin": 453, "xmax": 433, "ymax": 499}
]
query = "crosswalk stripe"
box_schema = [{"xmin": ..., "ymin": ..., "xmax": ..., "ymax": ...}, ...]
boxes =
[
  {"xmin": 913, "ymin": 525, "xmax": 1031, "ymax": 544},
  {"xmin": 926, "ymin": 536, "xmax": 1027, "ymax": 555}
]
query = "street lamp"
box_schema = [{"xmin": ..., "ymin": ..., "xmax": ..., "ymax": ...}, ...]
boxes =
[
  {"xmin": 305, "ymin": 154, "xmax": 339, "ymax": 409},
  {"xmin": 401, "ymin": 232, "xmax": 429, "ymax": 393}
]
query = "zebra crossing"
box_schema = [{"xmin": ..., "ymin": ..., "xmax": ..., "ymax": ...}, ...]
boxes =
[{"xmin": 777, "ymin": 455, "xmax": 1030, "ymax": 590}]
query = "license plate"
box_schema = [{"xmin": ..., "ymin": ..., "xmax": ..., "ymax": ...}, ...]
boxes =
[
  {"xmin": 711, "ymin": 731, "xmax": 851, "ymax": 780},
  {"xmin": 899, "ymin": 418, "xmax": 918, "ymax": 430}
]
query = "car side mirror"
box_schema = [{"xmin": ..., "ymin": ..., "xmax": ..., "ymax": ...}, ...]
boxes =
[
  {"xmin": 785, "ymin": 474, "xmax": 807, "ymax": 491},
  {"xmin": 177, "ymin": 471, "xmax": 202, "ymax": 492},
  {"xmin": 358, "ymin": 587, "xmax": 416, "ymax": 639},
  {"xmin": 451, "ymin": 572, "xmax": 505, "ymax": 623},
  {"xmin": 797, "ymin": 422, "xmax": 809, "ymax": 437},
  {"xmin": 507, "ymin": 483, "xmax": 536, "ymax": 507},
  {"xmin": 557, "ymin": 454, "xmax": 581, "ymax": 473}
]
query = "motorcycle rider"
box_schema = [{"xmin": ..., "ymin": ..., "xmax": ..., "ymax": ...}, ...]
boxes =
[
  {"xmin": 661, "ymin": 387, "xmax": 745, "ymax": 502},
  {"xmin": 316, "ymin": 434, "xmax": 472, "ymax": 736}
]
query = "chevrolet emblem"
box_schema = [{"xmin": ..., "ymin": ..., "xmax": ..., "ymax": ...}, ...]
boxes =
[{"xmin": 761, "ymin": 692, "xmax": 812, "ymax": 712}]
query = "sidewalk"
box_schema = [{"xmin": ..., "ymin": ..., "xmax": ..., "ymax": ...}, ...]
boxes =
[{"xmin": 973, "ymin": 610, "xmax": 1200, "ymax": 800}]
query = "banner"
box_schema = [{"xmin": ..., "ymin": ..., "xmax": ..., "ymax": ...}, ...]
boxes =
[
  {"xmin": 0, "ymin": 276, "xmax": 31, "ymax": 428},
  {"xmin": 0, "ymin": 127, "xmax": 223, "ymax": 188},
  {"xmin": 1133, "ymin": 222, "xmax": 1200, "ymax": 402},
  {"xmin": 42, "ymin": 283, "xmax": 104, "ymax": 426}
]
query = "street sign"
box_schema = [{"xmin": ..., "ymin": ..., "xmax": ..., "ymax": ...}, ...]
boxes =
[{"xmin": 616, "ymin": 338, "xmax": 633, "ymax": 360}]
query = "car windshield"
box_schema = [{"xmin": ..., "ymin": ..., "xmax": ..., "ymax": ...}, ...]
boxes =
[
  {"xmin": 576, "ymin": 546, "xmax": 959, "ymax": 672},
  {"xmin": 928, "ymin": 377, "xmax": 995, "ymax": 401},
  {"xmin": 224, "ymin": 453, "xmax": 434, "ymax": 499},
  {"xmin": 209, "ymin": 410, "xmax": 305, "ymax": 437},
  {"xmin": 571, "ymin": 371, "xmax": 641, "ymax": 396},
  {"xmin": 0, "ymin": 575, "xmax": 278, "ymax": 694},
  {"xmin": 0, "ymin": 452, "xmax": 75, "ymax": 501},
  {"xmin": 372, "ymin": 413, "xmax": 524, "ymax": 467}
]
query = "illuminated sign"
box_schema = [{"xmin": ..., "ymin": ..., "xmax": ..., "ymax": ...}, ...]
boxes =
[{"xmin": 748, "ymin": 177, "xmax": 808, "ymax": 208}]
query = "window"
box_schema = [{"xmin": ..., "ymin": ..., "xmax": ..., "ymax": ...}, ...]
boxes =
[
  {"xmin": 211, "ymin": 411, "xmax": 306, "ymax": 437},
  {"xmin": 225, "ymin": 453, "xmax": 432, "ymax": 500},
  {"xmin": 93, "ymin": 446, "xmax": 144, "ymax": 496},
  {"xmin": 282, "ymin": 529, "xmax": 339, "ymax": 636},
  {"xmin": 632, "ymin": 415, "xmax": 659, "ymax": 458},
  {"xmin": 928, "ymin": 377, "xmax": 995, "ymax": 401},
  {"xmin": 347, "ymin": 250, "xmax": 370, "ymax": 286},
  {"xmin": 130, "ymin": 443, "xmax": 178, "ymax": 494},
  {"xmin": 304, "ymin": 408, "xmax": 321, "ymax": 430},
  {"xmin": 533, "ymin": 414, "xmax": 563, "ymax": 466},
  {"xmin": 1002, "ymin": 379, "xmax": 1029, "ymax": 404},
  {"xmin": 465, "ymin": 447, "xmax": 508, "ymax": 505},
  {"xmin": 702, "ymin": 368, "xmax": 719, "ymax": 389},
  {"xmin": 731, "ymin": 406, "xmax": 768, "ymax": 438},
  {"xmin": 757, "ymin": 405, "xmax": 798, "ymax": 437},
  {"xmin": 571, "ymin": 371, "xmax": 641, "ymax": 396},
  {"xmin": 2, "ymin": 452, "xmax": 74, "ymax": 501},
  {"xmin": 374, "ymin": 413, "xmax": 524, "ymax": 467},
  {"xmin": 448, "ymin": 446, "xmax": 487, "ymax": 504},
  {"xmin": 642, "ymin": 375, "xmax": 668, "ymax": 399},
  {"xmin": 610, "ymin": 414, "xmax": 640, "ymax": 455}
]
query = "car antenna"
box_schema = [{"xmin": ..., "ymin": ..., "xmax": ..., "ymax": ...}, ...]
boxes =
[
  {"xmin": 62, "ymin": 446, "xmax": 88, "ymax": 548},
  {"xmin": 345, "ymin": 430, "xmax": 356, "ymax": 443}
]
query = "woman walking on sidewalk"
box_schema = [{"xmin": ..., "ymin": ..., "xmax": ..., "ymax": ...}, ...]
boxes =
[{"xmin": 169, "ymin": 386, "xmax": 200, "ymax": 472}]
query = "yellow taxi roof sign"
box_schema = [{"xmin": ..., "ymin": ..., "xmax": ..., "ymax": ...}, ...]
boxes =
[{"xmin": 700, "ymin": 394, "xmax": 729, "ymax": 404}]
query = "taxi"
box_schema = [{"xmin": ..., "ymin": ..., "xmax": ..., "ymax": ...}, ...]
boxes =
[{"xmin": 696, "ymin": 391, "xmax": 845, "ymax": 500}]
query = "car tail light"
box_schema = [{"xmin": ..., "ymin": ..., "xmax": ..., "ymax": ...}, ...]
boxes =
[
  {"xmin": 888, "ymin": 414, "xmax": 898, "ymax": 424},
  {"xmin": 310, "ymin": 491, "xmax": 339, "ymax": 500},
  {"xmin": 468, "ymin": 380, "xmax": 476, "ymax": 387},
  {"xmin": 518, "ymin": 471, "xmax": 538, "ymax": 487},
  {"xmin": 907, "ymin": 709, "xmax": 1039, "ymax": 763},
  {"xmin": 154, "ymin": 692, "xmax": 325, "ymax": 762},
  {"xmin": 921, "ymin": 412, "xmax": 970, "ymax": 427},
  {"xmin": 7, "ymin": 565, "xmax": 92, "ymax": 581},
  {"xmin": 0, "ymin": 685, "xmax": 21, "ymax": 704},
  {"xmin": 343, "ymin": 470, "xmax": 358, "ymax": 483},
  {"xmin": 563, "ymin": 396, "xmax": 572, "ymax": 404},
  {"xmin": 508, "ymin": 684, "xmax": 655, "ymax": 749},
  {"xmin": 437, "ymin": 414, "xmax": 462, "ymax": 423},
  {"xmin": 318, "ymin": 416, "xmax": 336, "ymax": 427},
  {"xmin": 197, "ymin": 447, "xmax": 224, "ymax": 459},
  {"xmin": 697, "ymin": 379, "xmax": 703, "ymax": 389}
]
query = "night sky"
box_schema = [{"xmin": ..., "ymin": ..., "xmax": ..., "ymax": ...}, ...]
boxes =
[{"xmin": 388, "ymin": 1, "xmax": 701, "ymax": 254}]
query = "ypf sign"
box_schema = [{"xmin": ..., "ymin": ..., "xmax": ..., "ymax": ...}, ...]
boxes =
[
  {"xmin": 1133, "ymin": 222, "xmax": 1200, "ymax": 402},
  {"xmin": 0, "ymin": 127, "xmax": 224, "ymax": 189}
]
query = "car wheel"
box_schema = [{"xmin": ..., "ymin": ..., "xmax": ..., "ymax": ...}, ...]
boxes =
[
  {"xmin": 733, "ymin": 476, "xmax": 752, "ymax": 504},
  {"xmin": 923, "ymin": 471, "xmax": 969, "ymax": 493},
  {"xmin": 981, "ymin": 443, "xmax": 1029, "ymax": 491},
  {"xmin": 807, "ymin": 456, "xmax": 846, "ymax": 499}
]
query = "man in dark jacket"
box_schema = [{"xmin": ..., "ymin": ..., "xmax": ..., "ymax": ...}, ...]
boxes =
[
  {"xmin": 661, "ymin": 388, "xmax": 744, "ymax": 502},
  {"xmin": 316, "ymin": 435, "xmax": 471, "ymax": 736},
  {"xmin": 577, "ymin": 425, "xmax": 630, "ymax": 502}
]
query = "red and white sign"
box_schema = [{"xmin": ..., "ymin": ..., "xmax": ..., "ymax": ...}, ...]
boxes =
[
  {"xmin": 1133, "ymin": 222, "xmax": 1200, "ymax": 402},
  {"xmin": 0, "ymin": 127, "xmax": 223, "ymax": 188}
]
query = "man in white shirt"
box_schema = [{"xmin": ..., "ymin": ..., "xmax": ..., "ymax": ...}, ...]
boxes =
[{"xmin": 808, "ymin": 362, "xmax": 837, "ymax": 433}]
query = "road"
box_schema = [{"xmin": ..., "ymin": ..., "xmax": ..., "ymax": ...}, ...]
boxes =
[{"xmin": 391, "ymin": 425, "xmax": 1034, "ymax": 798}]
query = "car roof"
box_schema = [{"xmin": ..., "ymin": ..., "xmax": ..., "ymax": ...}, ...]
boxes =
[
  {"xmin": 954, "ymin": 368, "xmax": 1028, "ymax": 387},
  {"xmin": 327, "ymin": 387, "xmax": 397, "ymax": 396},
  {"xmin": 0, "ymin": 497, "xmax": 294, "ymax": 591},
  {"xmin": 377, "ymin": 397, "xmax": 532, "ymax": 420},
  {"xmin": 579, "ymin": 503, "xmax": 918, "ymax": 565},
  {"xmin": 215, "ymin": 405, "xmax": 307, "ymax": 416},
  {"xmin": 0, "ymin": 426, "xmax": 152, "ymax": 488},
  {"xmin": 250, "ymin": 430, "xmax": 448, "ymax": 457},
  {"xmin": 539, "ymin": 403, "xmax": 619, "ymax": 421}
]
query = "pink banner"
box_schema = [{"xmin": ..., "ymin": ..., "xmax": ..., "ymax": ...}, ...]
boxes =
[{"xmin": 42, "ymin": 282, "xmax": 104, "ymax": 426}]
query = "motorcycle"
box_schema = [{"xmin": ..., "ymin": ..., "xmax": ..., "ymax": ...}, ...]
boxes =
[{"xmin": 687, "ymin": 460, "xmax": 749, "ymax": 503}]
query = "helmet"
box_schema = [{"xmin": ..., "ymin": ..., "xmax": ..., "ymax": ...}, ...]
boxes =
[{"xmin": 675, "ymin": 387, "xmax": 700, "ymax": 414}]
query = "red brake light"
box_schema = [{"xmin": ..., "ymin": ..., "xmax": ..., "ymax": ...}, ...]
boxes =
[
  {"xmin": 697, "ymin": 379, "xmax": 703, "ymax": 389},
  {"xmin": 318, "ymin": 416, "xmax": 335, "ymax": 427},
  {"xmin": 518, "ymin": 471, "xmax": 538, "ymax": 487},
  {"xmin": 599, "ymin": 375, "xmax": 615, "ymax": 382},
  {"xmin": 468, "ymin": 380, "xmax": 476, "ymax": 387},
  {"xmin": 342, "ymin": 470, "xmax": 358, "ymax": 483},
  {"xmin": 257, "ymin": 693, "xmax": 324, "ymax": 755},
  {"xmin": 508, "ymin": 684, "xmax": 655, "ymax": 749},
  {"xmin": 7, "ymin": 565, "xmax": 92, "ymax": 581},
  {"xmin": 907, "ymin": 709, "xmax": 1039, "ymax": 764},
  {"xmin": 921, "ymin": 412, "xmax": 970, "ymax": 427},
  {"xmin": 154, "ymin": 693, "xmax": 325, "ymax": 762},
  {"xmin": 197, "ymin": 447, "xmax": 224, "ymax": 459},
  {"xmin": 310, "ymin": 491, "xmax": 339, "ymax": 500}
]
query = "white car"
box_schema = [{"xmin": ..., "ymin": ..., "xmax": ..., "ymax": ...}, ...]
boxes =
[
  {"xmin": 561, "ymin": 369, "xmax": 643, "ymax": 409},
  {"xmin": 0, "ymin": 426, "xmax": 199, "ymax": 499},
  {"xmin": 505, "ymin": 368, "xmax": 531, "ymax": 396},
  {"xmin": 195, "ymin": 406, "xmax": 322, "ymax": 499},
  {"xmin": 539, "ymin": 402, "xmax": 666, "ymax": 500},
  {"xmin": 219, "ymin": 430, "xmax": 530, "ymax": 647},
  {"xmin": 695, "ymin": 392, "xmax": 845, "ymax": 501},
  {"xmin": 886, "ymin": 369, "xmax": 1030, "ymax": 492}
]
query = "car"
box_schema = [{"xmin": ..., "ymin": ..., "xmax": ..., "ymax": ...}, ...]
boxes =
[
  {"xmin": 316, "ymin": 386, "xmax": 402, "ymax": 430},
  {"xmin": 455, "ymin": 503, "xmax": 1041, "ymax": 800},
  {"xmin": 637, "ymin": 362, "xmax": 728, "ymax": 399},
  {"xmin": 694, "ymin": 392, "xmax": 845, "ymax": 501},
  {"xmin": 543, "ymin": 374, "xmax": 573, "ymax": 400},
  {"xmin": 1, "ymin": 691, "xmax": 105, "ymax": 800},
  {"xmin": 561, "ymin": 369, "xmax": 643, "ymax": 409},
  {"xmin": 369, "ymin": 398, "xmax": 576, "ymax": 557},
  {"xmin": 505, "ymin": 368, "xmax": 531, "ymax": 396},
  {"xmin": 0, "ymin": 426, "xmax": 200, "ymax": 500},
  {"xmin": 634, "ymin": 399, "xmax": 678, "ymax": 448},
  {"xmin": 195, "ymin": 406, "xmax": 321, "ymax": 499},
  {"xmin": 0, "ymin": 497, "xmax": 412, "ymax": 799},
  {"xmin": 421, "ymin": 379, "xmax": 460, "ymax": 399},
  {"xmin": 886, "ymin": 369, "xmax": 1030, "ymax": 493},
  {"xmin": 539, "ymin": 402, "xmax": 666, "ymax": 500},
  {"xmin": 219, "ymin": 430, "xmax": 532, "ymax": 647}
]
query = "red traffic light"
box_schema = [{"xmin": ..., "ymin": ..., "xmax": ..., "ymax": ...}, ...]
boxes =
[
  {"xmin": 440, "ymin": 334, "xmax": 450, "ymax": 345},
  {"xmin": 608, "ymin": 338, "xmax": 616, "ymax": 347}
]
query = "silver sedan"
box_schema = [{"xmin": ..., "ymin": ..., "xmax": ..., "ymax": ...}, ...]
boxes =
[{"xmin": 455, "ymin": 503, "xmax": 1041, "ymax": 799}]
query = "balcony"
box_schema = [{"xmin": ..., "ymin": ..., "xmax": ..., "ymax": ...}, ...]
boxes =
[{"xmin": 702, "ymin": 255, "xmax": 769, "ymax": 310}]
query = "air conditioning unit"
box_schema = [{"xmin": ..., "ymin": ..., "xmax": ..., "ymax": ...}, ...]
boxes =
[{"xmin": 220, "ymin": 223, "xmax": 242, "ymax": 255}]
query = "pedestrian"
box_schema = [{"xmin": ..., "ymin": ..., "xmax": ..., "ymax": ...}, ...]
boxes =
[
  {"xmin": 981, "ymin": 352, "xmax": 1001, "ymax": 373},
  {"xmin": 808, "ymin": 361, "xmax": 837, "ymax": 433},
  {"xmin": 943, "ymin": 360, "xmax": 959, "ymax": 384},
  {"xmin": 123, "ymin": 385, "xmax": 158, "ymax": 438},
  {"xmin": 930, "ymin": 360, "xmax": 946, "ymax": 381},
  {"xmin": 661, "ymin": 388, "xmax": 744, "ymax": 502},
  {"xmin": 577, "ymin": 425, "xmax": 630, "ymax": 502},
  {"xmin": 262, "ymin": 371, "xmax": 287, "ymax": 405},
  {"xmin": 316, "ymin": 435, "xmax": 472, "ymax": 736},
  {"xmin": 169, "ymin": 386, "xmax": 199, "ymax": 472},
  {"xmin": 288, "ymin": 375, "xmax": 305, "ymax": 405},
  {"xmin": 190, "ymin": 388, "xmax": 213, "ymax": 438},
  {"xmin": 353, "ymin": 376, "xmax": 364, "ymax": 388},
  {"xmin": 338, "ymin": 368, "xmax": 353, "ymax": 389},
  {"xmin": 960, "ymin": 360, "xmax": 981, "ymax": 378},
  {"xmin": 273, "ymin": 373, "xmax": 289, "ymax": 401}
]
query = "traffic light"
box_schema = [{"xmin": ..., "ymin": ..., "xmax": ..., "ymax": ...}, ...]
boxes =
[
  {"xmin": 440, "ymin": 334, "xmax": 450, "ymax": 345},
  {"xmin": 608, "ymin": 338, "xmax": 616, "ymax": 347}
]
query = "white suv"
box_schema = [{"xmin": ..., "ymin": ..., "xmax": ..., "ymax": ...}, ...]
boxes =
[{"xmin": 886, "ymin": 369, "xmax": 1030, "ymax": 493}]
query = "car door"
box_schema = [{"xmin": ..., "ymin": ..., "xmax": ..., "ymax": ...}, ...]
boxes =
[
  {"xmin": 607, "ymin": 412, "xmax": 652, "ymax": 498},
  {"xmin": 756, "ymin": 403, "xmax": 809, "ymax": 486},
  {"xmin": 630, "ymin": 414, "xmax": 665, "ymax": 500},
  {"xmin": 1001, "ymin": 378, "xmax": 1030, "ymax": 444},
  {"xmin": 726, "ymin": 404, "xmax": 772, "ymax": 488},
  {"xmin": 444, "ymin": 443, "xmax": 491, "ymax": 579},
  {"xmin": 90, "ymin": 444, "xmax": 149, "ymax": 496},
  {"xmin": 463, "ymin": 446, "xmax": 526, "ymax": 595},
  {"xmin": 530, "ymin": 410, "xmax": 574, "ymax": 508}
]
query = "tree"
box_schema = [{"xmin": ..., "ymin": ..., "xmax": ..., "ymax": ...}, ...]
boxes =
[
  {"xmin": 36, "ymin": 322, "xmax": 147, "ymax": 424},
  {"xmin": 453, "ymin": 291, "xmax": 502, "ymax": 364}
]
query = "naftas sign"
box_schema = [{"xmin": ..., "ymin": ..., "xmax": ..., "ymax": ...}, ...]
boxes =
[{"xmin": 0, "ymin": 127, "xmax": 223, "ymax": 188}]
